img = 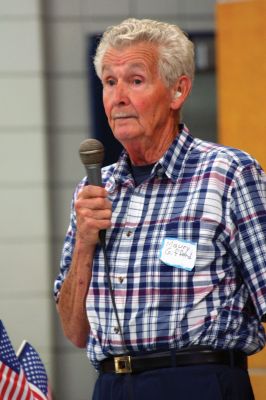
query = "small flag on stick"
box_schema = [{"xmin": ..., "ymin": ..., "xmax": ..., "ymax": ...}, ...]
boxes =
[
  {"xmin": 0, "ymin": 320, "xmax": 52, "ymax": 400},
  {"xmin": 17, "ymin": 341, "xmax": 52, "ymax": 400},
  {"xmin": 0, "ymin": 320, "xmax": 34, "ymax": 399}
]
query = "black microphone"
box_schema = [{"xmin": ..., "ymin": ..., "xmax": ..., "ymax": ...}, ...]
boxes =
[{"xmin": 79, "ymin": 138, "xmax": 106, "ymax": 245}]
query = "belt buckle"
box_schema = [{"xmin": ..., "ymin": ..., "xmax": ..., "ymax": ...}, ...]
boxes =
[{"xmin": 114, "ymin": 355, "xmax": 132, "ymax": 374}]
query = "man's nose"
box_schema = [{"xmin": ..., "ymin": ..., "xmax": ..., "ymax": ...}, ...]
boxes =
[{"xmin": 113, "ymin": 82, "xmax": 130, "ymax": 105}]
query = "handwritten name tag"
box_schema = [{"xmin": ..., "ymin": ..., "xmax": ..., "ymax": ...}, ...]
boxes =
[{"xmin": 160, "ymin": 237, "xmax": 197, "ymax": 271}]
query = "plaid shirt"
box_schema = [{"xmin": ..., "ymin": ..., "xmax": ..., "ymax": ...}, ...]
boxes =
[{"xmin": 54, "ymin": 126, "xmax": 266, "ymax": 370}]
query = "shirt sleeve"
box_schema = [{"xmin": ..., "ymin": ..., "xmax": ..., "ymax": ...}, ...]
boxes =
[
  {"xmin": 230, "ymin": 161, "xmax": 266, "ymax": 321},
  {"xmin": 53, "ymin": 178, "xmax": 86, "ymax": 302}
]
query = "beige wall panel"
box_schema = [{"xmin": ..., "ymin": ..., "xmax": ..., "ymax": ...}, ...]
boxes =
[
  {"xmin": 0, "ymin": 187, "xmax": 49, "ymax": 239},
  {"xmin": 46, "ymin": 77, "xmax": 88, "ymax": 129},
  {"xmin": 0, "ymin": 132, "xmax": 47, "ymax": 184},
  {"xmin": 48, "ymin": 131, "xmax": 87, "ymax": 184},
  {"xmin": 80, "ymin": 0, "xmax": 130, "ymax": 17},
  {"xmin": 45, "ymin": 21, "xmax": 84, "ymax": 73},
  {"xmin": 54, "ymin": 350, "xmax": 97, "ymax": 400},
  {"xmin": 0, "ymin": 242, "xmax": 50, "ymax": 295},
  {"xmin": 0, "ymin": 77, "xmax": 45, "ymax": 127},
  {"xmin": 0, "ymin": 0, "xmax": 40, "ymax": 16},
  {"xmin": 0, "ymin": 297, "xmax": 52, "ymax": 352},
  {"xmin": 43, "ymin": 0, "xmax": 81, "ymax": 17},
  {"xmin": 0, "ymin": 20, "xmax": 43, "ymax": 72},
  {"xmin": 50, "ymin": 187, "xmax": 76, "ymax": 238}
]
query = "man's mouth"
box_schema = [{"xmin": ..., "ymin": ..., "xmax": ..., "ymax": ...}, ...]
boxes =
[{"xmin": 112, "ymin": 112, "xmax": 137, "ymax": 120}]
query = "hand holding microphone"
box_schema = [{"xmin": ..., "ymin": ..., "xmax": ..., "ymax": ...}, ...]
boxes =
[
  {"xmin": 79, "ymin": 141, "xmax": 126, "ymax": 346},
  {"xmin": 75, "ymin": 139, "xmax": 112, "ymax": 246}
]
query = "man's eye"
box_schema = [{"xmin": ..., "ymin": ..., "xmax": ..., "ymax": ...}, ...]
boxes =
[
  {"xmin": 106, "ymin": 79, "xmax": 116, "ymax": 86},
  {"xmin": 133, "ymin": 78, "xmax": 142, "ymax": 85}
]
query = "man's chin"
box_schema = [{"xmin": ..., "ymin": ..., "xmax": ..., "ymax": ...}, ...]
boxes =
[{"xmin": 113, "ymin": 130, "xmax": 141, "ymax": 143}]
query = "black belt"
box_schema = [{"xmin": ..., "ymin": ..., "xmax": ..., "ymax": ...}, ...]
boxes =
[{"xmin": 100, "ymin": 349, "xmax": 247, "ymax": 374}]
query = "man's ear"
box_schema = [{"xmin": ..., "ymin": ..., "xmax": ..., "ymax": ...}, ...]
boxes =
[{"xmin": 170, "ymin": 75, "xmax": 192, "ymax": 110}]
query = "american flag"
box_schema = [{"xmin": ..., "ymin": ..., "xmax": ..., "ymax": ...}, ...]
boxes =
[
  {"xmin": 0, "ymin": 320, "xmax": 34, "ymax": 399},
  {"xmin": 17, "ymin": 341, "xmax": 52, "ymax": 400},
  {"xmin": 0, "ymin": 320, "xmax": 52, "ymax": 400}
]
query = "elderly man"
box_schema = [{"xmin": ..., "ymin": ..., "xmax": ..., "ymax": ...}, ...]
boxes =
[{"xmin": 54, "ymin": 18, "xmax": 266, "ymax": 400}]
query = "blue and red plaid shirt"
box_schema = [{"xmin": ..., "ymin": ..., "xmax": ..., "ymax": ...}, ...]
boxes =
[{"xmin": 54, "ymin": 126, "xmax": 266, "ymax": 370}]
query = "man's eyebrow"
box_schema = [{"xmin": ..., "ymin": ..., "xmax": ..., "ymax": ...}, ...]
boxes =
[
  {"xmin": 127, "ymin": 62, "xmax": 146, "ymax": 71},
  {"xmin": 102, "ymin": 62, "xmax": 147, "ymax": 74}
]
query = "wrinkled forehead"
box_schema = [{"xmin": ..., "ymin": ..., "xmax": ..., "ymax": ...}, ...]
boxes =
[{"xmin": 102, "ymin": 42, "xmax": 160, "ymax": 74}]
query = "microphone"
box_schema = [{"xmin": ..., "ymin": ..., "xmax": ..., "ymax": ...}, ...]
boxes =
[
  {"xmin": 79, "ymin": 138, "xmax": 105, "ymax": 187},
  {"xmin": 79, "ymin": 138, "xmax": 106, "ymax": 245}
]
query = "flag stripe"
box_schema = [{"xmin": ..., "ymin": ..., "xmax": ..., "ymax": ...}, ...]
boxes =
[
  {"xmin": 0, "ymin": 364, "xmax": 33, "ymax": 400},
  {"xmin": 0, "ymin": 362, "xmax": 7, "ymax": 392},
  {"xmin": 4, "ymin": 368, "xmax": 19, "ymax": 399},
  {"xmin": 12, "ymin": 370, "xmax": 27, "ymax": 400},
  {"xmin": 0, "ymin": 364, "xmax": 13, "ymax": 398},
  {"xmin": 15, "ymin": 372, "xmax": 33, "ymax": 400}
]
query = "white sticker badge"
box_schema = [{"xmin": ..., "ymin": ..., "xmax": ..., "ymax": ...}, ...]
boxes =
[{"xmin": 160, "ymin": 237, "xmax": 197, "ymax": 271}]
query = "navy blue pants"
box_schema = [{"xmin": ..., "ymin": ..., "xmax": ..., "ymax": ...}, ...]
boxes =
[{"xmin": 92, "ymin": 364, "xmax": 254, "ymax": 400}]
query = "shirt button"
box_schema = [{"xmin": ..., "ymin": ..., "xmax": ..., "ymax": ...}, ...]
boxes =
[
  {"xmin": 118, "ymin": 276, "xmax": 124, "ymax": 284},
  {"xmin": 126, "ymin": 231, "xmax": 132, "ymax": 237},
  {"xmin": 114, "ymin": 326, "xmax": 120, "ymax": 334}
]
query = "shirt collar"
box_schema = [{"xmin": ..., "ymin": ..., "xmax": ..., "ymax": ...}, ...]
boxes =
[
  {"xmin": 106, "ymin": 124, "xmax": 194, "ymax": 191},
  {"xmin": 157, "ymin": 124, "xmax": 194, "ymax": 181}
]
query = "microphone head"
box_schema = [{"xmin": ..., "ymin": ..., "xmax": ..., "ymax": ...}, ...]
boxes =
[{"xmin": 79, "ymin": 138, "xmax": 105, "ymax": 166}]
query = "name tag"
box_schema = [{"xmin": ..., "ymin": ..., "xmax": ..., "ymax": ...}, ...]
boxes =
[{"xmin": 160, "ymin": 237, "xmax": 197, "ymax": 271}]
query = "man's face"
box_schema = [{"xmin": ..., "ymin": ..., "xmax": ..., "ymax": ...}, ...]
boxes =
[{"xmin": 101, "ymin": 42, "xmax": 176, "ymax": 148}]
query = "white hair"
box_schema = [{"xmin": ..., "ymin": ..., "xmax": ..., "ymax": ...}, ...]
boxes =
[{"xmin": 93, "ymin": 18, "xmax": 195, "ymax": 87}]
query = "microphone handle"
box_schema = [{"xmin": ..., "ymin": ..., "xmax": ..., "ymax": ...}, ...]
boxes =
[
  {"xmin": 85, "ymin": 163, "xmax": 102, "ymax": 187},
  {"xmin": 84, "ymin": 163, "xmax": 106, "ymax": 245}
]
